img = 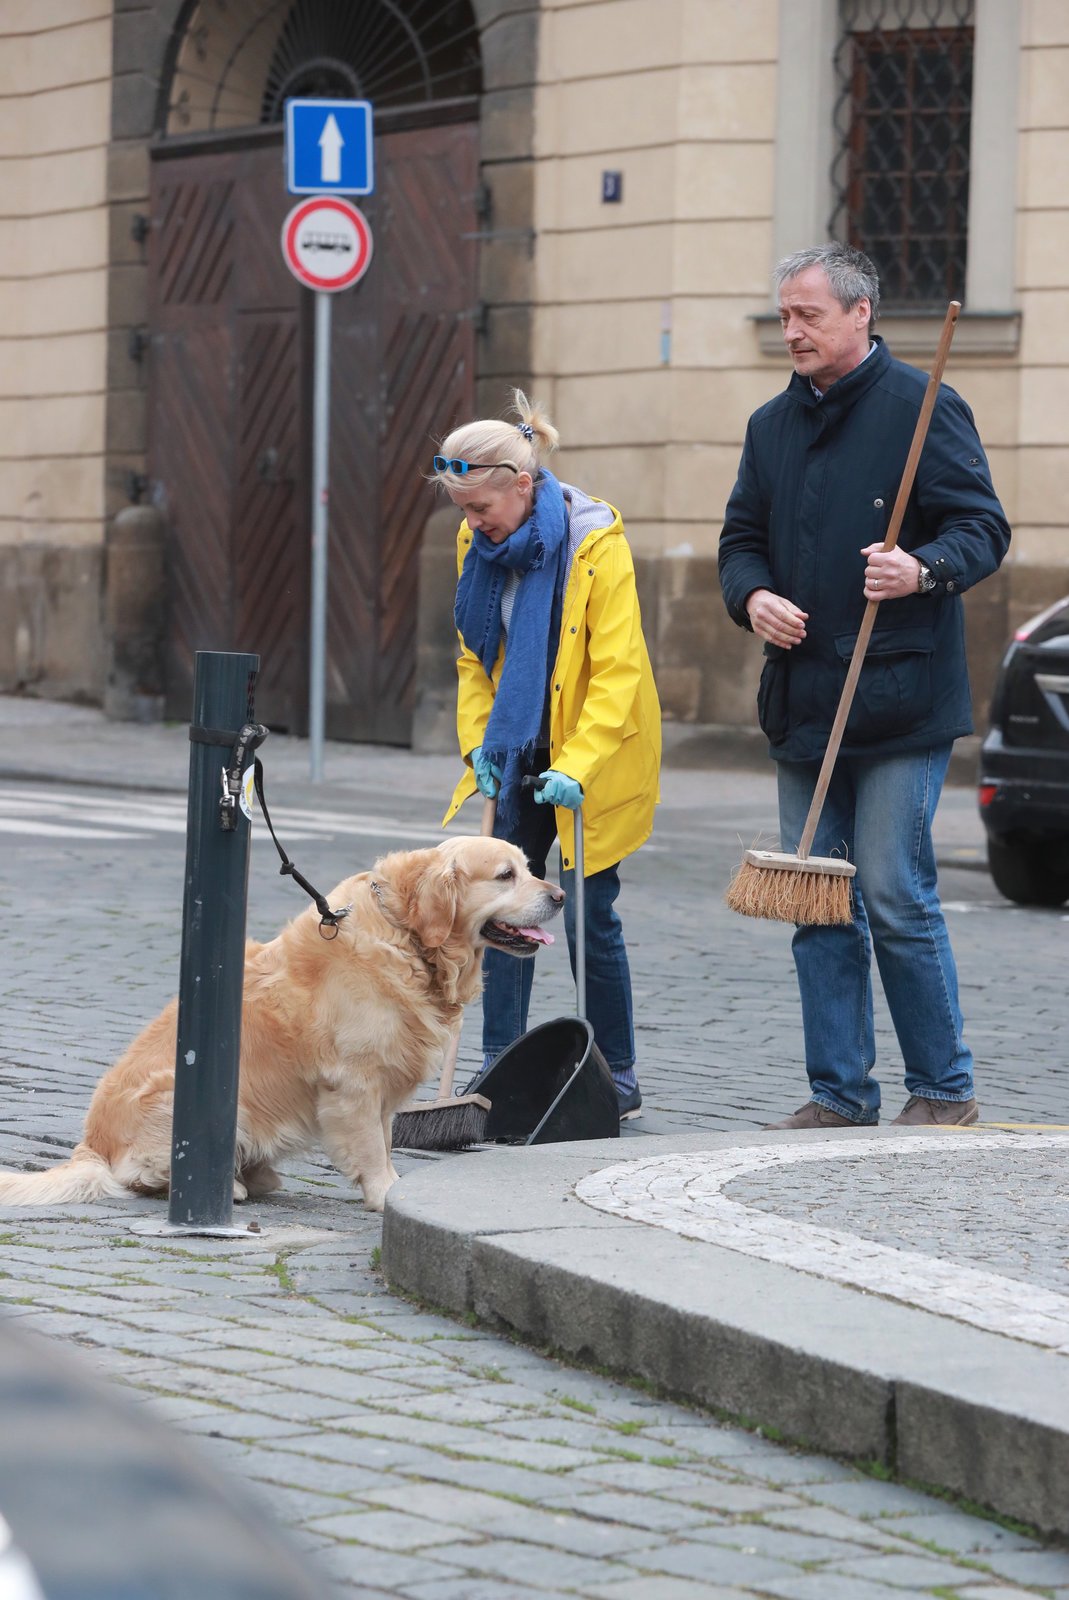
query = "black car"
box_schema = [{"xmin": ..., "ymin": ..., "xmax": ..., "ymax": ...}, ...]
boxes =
[{"xmin": 979, "ymin": 594, "xmax": 1069, "ymax": 906}]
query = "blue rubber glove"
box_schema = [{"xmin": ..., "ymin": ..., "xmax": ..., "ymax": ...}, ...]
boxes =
[
  {"xmin": 470, "ymin": 745, "xmax": 502, "ymax": 799},
  {"xmin": 534, "ymin": 769, "xmax": 583, "ymax": 809}
]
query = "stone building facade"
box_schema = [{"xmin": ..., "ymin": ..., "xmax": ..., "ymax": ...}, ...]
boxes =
[{"xmin": 1, "ymin": 0, "xmax": 1066, "ymax": 749}]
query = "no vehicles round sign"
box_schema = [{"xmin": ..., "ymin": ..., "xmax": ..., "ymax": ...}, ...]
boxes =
[{"xmin": 280, "ymin": 196, "xmax": 373, "ymax": 292}]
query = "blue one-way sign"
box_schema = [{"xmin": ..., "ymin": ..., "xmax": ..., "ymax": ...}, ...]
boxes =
[{"xmin": 285, "ymin": 99, "xmax": 374, "ymax": 196}]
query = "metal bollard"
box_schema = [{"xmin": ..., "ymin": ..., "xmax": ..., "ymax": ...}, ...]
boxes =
[{"xmin": 168, "ymin": 651, "xmax": 260, "ymax": 1230}]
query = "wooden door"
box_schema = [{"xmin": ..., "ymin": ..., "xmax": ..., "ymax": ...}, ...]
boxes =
[
  {"xmin": 148, "ymin": 116, "xmax": 478, "ymax": 740},
  {"xmin": 149, "ymin": 144, "xmax": 306, "ymax": 730},
  {"xmin": 327, "ymin": 121, "xmax": 479, "ymax": 742}
]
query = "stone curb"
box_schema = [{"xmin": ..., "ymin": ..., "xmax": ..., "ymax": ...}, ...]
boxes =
[{"xmin": 382, "ymin": 1128, "xmax": 1069, "ymax": 1540}]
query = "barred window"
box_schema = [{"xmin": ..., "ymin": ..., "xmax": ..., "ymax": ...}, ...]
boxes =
[
  {"xmin": 830, "ymin": 1, "xmax": 974, "ymax": 306},
  {"xmin": 167, "ymin": 0, "xmax": 482, "ymax": 134}
]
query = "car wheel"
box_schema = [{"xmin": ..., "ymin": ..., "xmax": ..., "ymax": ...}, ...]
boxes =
[{"xmin": 987, "ymin": 837, "xmax": 1069, "ymax": 907}]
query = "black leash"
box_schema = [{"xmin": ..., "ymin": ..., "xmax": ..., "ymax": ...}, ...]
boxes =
[
  {"xmin": 188, "ymin": 720, "xmax": 350, "ymax": 939},
  {"xmin": 251, "ymin": 758, "xmax": 351, "ymax": 939}
]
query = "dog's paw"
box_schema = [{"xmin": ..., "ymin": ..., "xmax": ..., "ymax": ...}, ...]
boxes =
[
  {"xmin": 360, "ymin": 1173, "xmax": 397, "ymax": 1212},
  {"xmin": 241, "ymin": 1161, "xmax": 283, "ymax": 1198}
]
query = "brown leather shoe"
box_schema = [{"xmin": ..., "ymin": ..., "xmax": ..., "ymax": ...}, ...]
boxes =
[
  {"xmin": 763, "ymin": 1102, "xmax": 858, "ymax": 1130},
  {"xmin": 891, "ymin": 1095, "xmax": 979, "ymax": 1127}
]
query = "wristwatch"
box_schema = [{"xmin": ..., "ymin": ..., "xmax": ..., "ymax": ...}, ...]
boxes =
[{"xmin": 916, "ymin": 561, "xmax": 937, "ymax": 594}]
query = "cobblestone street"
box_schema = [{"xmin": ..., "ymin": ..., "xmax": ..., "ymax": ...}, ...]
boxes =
[{"xmin": 1, "ymin": 704, "xmax": 1067, "ymax": 1597}]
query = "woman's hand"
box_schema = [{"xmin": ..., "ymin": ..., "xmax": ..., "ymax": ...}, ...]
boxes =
[
  {"xmin": 470, "ymin": 745, "xmax": 502, "ymax": 798},
  {"xmin": 534, "ymin": 770, "xmax": 583, "ymax": 809},
  {"xmin": 745, "ymin": 588, "xmax": 808, "ymax": 649},
  {"xmin": 861, "ymin": 544, "xmax": 923, "ymax": 601}
]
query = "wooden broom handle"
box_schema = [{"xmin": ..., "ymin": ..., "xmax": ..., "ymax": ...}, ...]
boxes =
[
  {"xmin": 796, "ymin": 301, "xmax": 961, "ymax": 862},
  {"xmin": 437, "ymin": 793, "xmax": 499, "ymax": 1097}
]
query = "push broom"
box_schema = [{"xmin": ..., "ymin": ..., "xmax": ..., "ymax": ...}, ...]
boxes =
[
  {"xmin": 726, "ymin": 299, "xmax": 961, "ymax": 927},
  {"xmin": 391, "ymin": 796, "xmax": 496, "ymax": 1151}
]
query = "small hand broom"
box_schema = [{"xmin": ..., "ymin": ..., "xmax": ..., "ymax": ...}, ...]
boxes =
[
  {"xmin": 390, "ymin": 1025, "xmax": 490, "ymax": 1152},
  {"xmin": 726, "ymin": 299, "xmax": 961, "ymax": 927},
  {"xmin": 391, "ymin": 796, "xmax": 496, "ymax": 1151}
]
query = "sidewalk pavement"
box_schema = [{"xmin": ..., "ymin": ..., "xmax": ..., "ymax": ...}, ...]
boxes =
[{"xmin": 2, "ymin": 694, "xmax": 1068, "ymax": 1596}]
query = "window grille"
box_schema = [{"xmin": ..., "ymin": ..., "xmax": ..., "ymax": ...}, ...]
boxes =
[
  {"xmin": 166, "ymin": 0, "xmax": 482, "ymax": 133},
  {"xmin": 262, "ymin": 0, "xmax": 482, "ymax": 121},
  {"xmin": 830, "ymin": 1, "xmax": 974, "ymax": 306}
]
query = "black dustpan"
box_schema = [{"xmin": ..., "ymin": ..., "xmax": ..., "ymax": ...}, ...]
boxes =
[
  {"xmin": 478, "ymin": 1016, "xmax": 619, "ymax": 1143},
  {"xmin": 469, "ymin": 783, "xmax": 620, "ymax": 1146}
]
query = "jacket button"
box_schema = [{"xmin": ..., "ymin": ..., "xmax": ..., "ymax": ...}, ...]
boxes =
[
  {"xmin": 588, "ymin": 567, "xmax": 594, "ymax": 575},
  {"xmin": 946, "ymin": 580, "xmax": 957, "ymax": 592},
  {"xmin": 563, "ymin": 857, "xmax": 570, "ymax": 867},
  {"xmin": 570, "ymin": 626, "xmax": 577, "ymax": 633},
  {"xmin": 874, "ymin": 498, "xmax": 884, "ymax": 508},
  {"xmin": 554, "ymin": 683, "xmax": 560, "ymax": 691}
]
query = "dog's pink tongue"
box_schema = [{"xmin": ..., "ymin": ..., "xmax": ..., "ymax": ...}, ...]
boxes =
[{"xmin": 518, "ymin": 926, "xmax": 554, "ymax": 945}]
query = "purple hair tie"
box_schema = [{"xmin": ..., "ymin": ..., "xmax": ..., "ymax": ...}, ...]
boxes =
[{"xmin": 516, "ymin": 422, "xmax": 535, "ymax": 442}]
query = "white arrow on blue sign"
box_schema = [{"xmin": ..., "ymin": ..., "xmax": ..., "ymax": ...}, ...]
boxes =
[{"xmin": 285, "ymin": 98, "xmax": 374, "ymax": 196}]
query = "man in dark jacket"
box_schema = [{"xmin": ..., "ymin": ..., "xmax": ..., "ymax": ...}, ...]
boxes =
[{"xmin": 719, "ymin": 242, "xmax": 1010, "ymax": 1130}]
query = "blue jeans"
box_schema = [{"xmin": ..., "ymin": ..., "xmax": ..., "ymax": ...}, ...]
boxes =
[
  {"xmin": 776, "ymin": 745, "xmax": 974, "ymax": 1124},
  {"xmin": 482, "ymin": 769, "xmax": 637, "ymax": 1088}
]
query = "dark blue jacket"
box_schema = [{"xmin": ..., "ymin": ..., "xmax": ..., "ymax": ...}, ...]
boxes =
[{"xmin": 718, "ymin": 337, "xmax": 1011, "ymax": 762}]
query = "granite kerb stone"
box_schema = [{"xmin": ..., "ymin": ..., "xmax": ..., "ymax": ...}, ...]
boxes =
[
  {"xmin": 896, "ymin": 1370, "xmax": 1069, "ymax": 1540},
  {"xmin": 381, "ymin": 1140, "xmax": 641, "ymax": 1316},
  {"xmin": 468, "ymin": 1227, "xmax": 896, "ymax": 1466},
  {"xmin": 381, "ymin": 1130, "xmax": 1069, "ymax": 1539}
]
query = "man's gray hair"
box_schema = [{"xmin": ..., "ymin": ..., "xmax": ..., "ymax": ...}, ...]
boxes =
[{"xmin": 774, "ymin": 243, "xmax": 881, "ymax": 327}]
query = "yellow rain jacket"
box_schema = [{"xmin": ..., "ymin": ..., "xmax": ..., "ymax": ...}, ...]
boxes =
[{"xmin": 443, "ymin": 502, "xmax": 661, "ymax": 877}]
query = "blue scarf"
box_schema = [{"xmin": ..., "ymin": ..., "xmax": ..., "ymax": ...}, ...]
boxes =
[{"xmin": 454, "ymin": 469, "xmax": 570, "ymax": 835}]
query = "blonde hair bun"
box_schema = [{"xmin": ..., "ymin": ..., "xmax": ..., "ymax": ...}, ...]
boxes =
[{"xmin": 509, "ymin": 389, "xmax": 560, "ymax": 456}]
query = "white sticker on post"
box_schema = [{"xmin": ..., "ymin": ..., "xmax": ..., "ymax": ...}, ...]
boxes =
[{"xmin": 240, "ymin": 766, "xmax": 258, "ymax": 822}]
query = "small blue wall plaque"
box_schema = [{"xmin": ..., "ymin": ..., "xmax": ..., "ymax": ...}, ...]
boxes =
[{"xmin": 601, "ymin": 171, "xmax": 623, "ymax": 203}]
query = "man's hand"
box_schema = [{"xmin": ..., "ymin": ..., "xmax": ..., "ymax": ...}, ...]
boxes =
[
  {"xmin": 745, "ymin": 589, "xmax": 808, "ymax": 649},
  {"xmin": 861, "ymin": 544, "xmax": 923, "ymax": 601}
]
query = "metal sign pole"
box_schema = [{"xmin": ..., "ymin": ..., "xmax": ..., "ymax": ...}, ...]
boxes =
[
  {"xmin": 309, "ymin": 288, "xmax": 332, "ymax": 783},
  {"xmin": 283, "ymin": 103, "xmax": 374, "ymax": 782}
]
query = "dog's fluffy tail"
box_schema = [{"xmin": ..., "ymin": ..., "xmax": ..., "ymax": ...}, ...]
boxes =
[{"xmin": 0, "ymin": 1144, "xmax": 130, "ymax": 1206}]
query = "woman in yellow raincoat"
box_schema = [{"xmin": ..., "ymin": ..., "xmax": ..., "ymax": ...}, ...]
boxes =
[{"xmin": 438, "ymin": 390, "xmax": 661, "ymax": 1118}]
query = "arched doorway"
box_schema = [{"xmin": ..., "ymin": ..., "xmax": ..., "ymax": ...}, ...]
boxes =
[{"xmin": 149, "ymin": 0, "xmax": 482, "ymax": 740}]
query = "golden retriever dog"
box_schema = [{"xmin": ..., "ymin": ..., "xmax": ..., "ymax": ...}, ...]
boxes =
[{"xmin": 0, "ymin": 836, "xmax": 563, "ymax": 1212}]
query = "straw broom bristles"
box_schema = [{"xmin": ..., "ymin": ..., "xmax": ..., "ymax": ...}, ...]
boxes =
[{"xmin": 725, "ymin": 847, "xmax": 855, "ymax": 925}]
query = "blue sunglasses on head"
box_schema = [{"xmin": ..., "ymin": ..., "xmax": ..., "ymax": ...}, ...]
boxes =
[{"xmin": 433, "ymin": 455, "xmax": 519, "ymax": 476}]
